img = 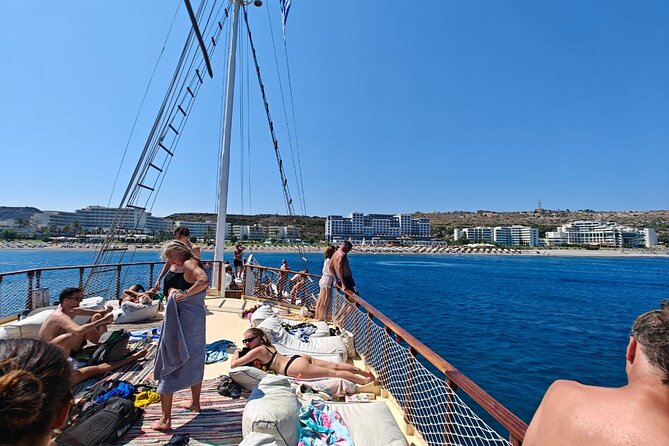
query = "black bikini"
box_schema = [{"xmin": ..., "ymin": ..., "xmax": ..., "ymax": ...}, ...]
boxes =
[
  {"xmin": 284, "ymin": 355, "xmax": 301, "ymax": 376},
  {"xmin": 246, "ymin": 346, "xmax": 277, "ymax": 372}
]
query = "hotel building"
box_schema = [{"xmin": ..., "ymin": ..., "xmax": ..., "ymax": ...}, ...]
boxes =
[
  {"xmin": 543, "ymin": 221, "xmax": 657, "ymax": 248},
  {"xmin": 454, "ymin": 225, "xmax": 540, "ymax": 246},
  {"xmin": 325, "ymin": 212, "xmax": 431, "ymax": 243}
]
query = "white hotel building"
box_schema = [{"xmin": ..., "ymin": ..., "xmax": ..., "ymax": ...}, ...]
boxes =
[
  {"xmin": 544, "ymin": 221, "xmax": 657, "ymax": 248},
  {"xmin": 325, "ymin": 212, "xmax": 430, "ymax": 243},
  {"xmin": 454, "ymin": 225, "xmax": 540, "ymax": 246}
]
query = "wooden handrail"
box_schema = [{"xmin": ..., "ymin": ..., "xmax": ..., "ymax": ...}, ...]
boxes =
[
  {"xmin": 0, "ymin": 260, "xmax": 225, "ymax": 278},
  {"xmin": 337, "ymin": 287, "xmax": 527, "ymax": 442}
]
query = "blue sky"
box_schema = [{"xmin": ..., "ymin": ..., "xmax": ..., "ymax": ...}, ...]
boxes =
[{"xmin": 1, "ymin": 1, "xmax": 667, "ymax": 218}]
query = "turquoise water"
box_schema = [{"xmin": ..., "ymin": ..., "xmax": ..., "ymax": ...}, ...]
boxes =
[{"xmin": 2, "ymin": 249, "xmax": 668, "ymax": 425}]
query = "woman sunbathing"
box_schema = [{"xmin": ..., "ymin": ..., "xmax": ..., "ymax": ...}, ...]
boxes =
[{"xmin": 230, "ymin": 328, "xmax": 374, "ymax": 385}]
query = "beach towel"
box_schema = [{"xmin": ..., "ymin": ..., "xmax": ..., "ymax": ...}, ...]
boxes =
[
  {"xmin": 154, "ymin": 292, "xmax": 206, "ymax": 394},
  {"xmin": 205, "ymin": 339, "xmax": 235, "ymax": 364},
  {"xmin": 298, "ymin": 399, "xmax": 354, "ymax": 446}
]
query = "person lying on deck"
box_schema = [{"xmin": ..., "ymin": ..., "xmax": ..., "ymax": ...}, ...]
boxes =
[
  {"xmin": 230, "ymin": 328, "xmax": 374, "ymax": 385},
  {"xmin": 120, "ymin": 283, "xmax": 156, "ymax": 305},
  {"xmin": 0, "ymin": 338, "xmax": 73, "ymax": 446},
  {"xmin": 39, "ymin": 287, "xmax": 147, "ymax": 385},
  {"xmin": 524, "ymin": 300, "xmax": 669, "ymax": 446}
]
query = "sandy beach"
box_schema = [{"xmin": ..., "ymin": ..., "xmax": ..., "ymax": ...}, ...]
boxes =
[{"xmin": 0, "ymin": 241, "xmax": 667, "ymax": 258}]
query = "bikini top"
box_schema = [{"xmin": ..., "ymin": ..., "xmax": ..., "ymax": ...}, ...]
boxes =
[{"xmin": 245, "ymin": 346, "xmax": 276, "ymax": 372}]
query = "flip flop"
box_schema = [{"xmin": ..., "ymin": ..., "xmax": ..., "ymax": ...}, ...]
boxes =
[{"xmin": 163, "ymin": 433, "xmax": 190, "ymax": 445}]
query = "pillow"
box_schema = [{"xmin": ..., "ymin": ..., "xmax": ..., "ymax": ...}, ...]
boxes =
[
  {"xmin": 239, "ymin": 432, "xmax": 278, "ymax": 446},
  {"xmin": 114, "ymin": 300, "xmax": 160, "ymax": 324},
  {"xmin": 243, "ymin": 375, "xmax": 301, "ymax": 446},
  {"xmin": 230, "ymin": 366, "xmax": 268, "ymax": 391},
  {"xmin": 258, "ymin": 316, "xmax": 347, "ymax": 362},
  {"xmin": 328, "ymin": 401, "xmax": 408, "ymax": 446},
  {"xmin": 250, "ymin": 305, "xmax": 275, "ymax": 327}
]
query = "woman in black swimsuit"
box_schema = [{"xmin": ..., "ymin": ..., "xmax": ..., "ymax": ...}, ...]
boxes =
[{"xmin": 230, "ymin": 328, "xmax": 374, "ymax": 385}]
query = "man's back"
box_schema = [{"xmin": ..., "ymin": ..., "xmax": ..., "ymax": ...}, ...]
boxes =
[{"xmin": 525, "ymin": 379, "xmax": 669, "ymax": 446}]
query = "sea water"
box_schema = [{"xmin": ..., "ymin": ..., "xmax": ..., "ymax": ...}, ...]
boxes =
[{"xmin": 1, "ymin": 249, "xmax": 668, "ymax": 425}]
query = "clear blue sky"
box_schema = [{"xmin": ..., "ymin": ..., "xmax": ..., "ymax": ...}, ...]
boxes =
[{"xmin": 1, "ymin": 1, "xmax": 668, "ymax": 218}]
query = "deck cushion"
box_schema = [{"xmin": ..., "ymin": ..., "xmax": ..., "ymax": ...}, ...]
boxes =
[
  {"xmin": 114, "ymin": 300, "xmax": 160, "ymax": 324},
  {"xmin": 229, "ymin": 366, "xmax": 268, "ymax": 391},
  {"xmin": 243, "ymin": 375, "xmax": 301, "ymax": 446},
  {"xmin": 327, "ymin": 401, "xmax": 408, "ymax": 446},
  {"xmin": 257, "ymin": 316, "xmax": 347, "ymax": 363}
]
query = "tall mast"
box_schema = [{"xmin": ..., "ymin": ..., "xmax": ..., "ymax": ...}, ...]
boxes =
[{"xmin": 214, "ymin": 0, "xmax": 242, "ymax": 284}]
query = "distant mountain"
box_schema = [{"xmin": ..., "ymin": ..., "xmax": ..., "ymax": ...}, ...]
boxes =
[{"xmin": 0, "ymin": 206, "xmax": 42, "ymax": 221}]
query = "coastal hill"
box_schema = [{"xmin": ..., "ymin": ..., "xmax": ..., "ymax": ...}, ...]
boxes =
[
  {"xmin": 416, "ymin": 209, "xmax": 669, "ymax": 241},
  {"xmin": 170, "ymin": 210, "xmax": 669, "ymax": 242}
]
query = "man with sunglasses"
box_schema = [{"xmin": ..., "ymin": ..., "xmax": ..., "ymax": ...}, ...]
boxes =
[
  {"xmin": 39, "ymin": 287, "xmax": 114, "ymax": 357},
  {"xmin": 524, "ymin": 301, "xmax": 669, "ymax": 446}
]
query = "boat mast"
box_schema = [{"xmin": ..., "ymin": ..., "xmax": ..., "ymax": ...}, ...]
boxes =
[{"xmin": 214, "ymin": 0, "xmax": 243, "ymax": 284}]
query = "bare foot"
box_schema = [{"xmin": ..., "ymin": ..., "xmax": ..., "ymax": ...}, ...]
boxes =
[
  {"xmin": 181, "ymin": 403, "xmax": 201, "ymax": 412},
  {"xmin": 151, "ymin": 420, "xmax": 171, "ymax": 431}
]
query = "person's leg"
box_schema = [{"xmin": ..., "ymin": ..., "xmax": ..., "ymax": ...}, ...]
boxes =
[
  {"xmin": 69, "ymin": 349, "xmax": 148, "ymax": 385},
  {"xmin": 315, "ymin": 287, "xmax": 327, "ymax": 321},
  {"xmin": 152, "ymin": 394, "xmax": 173, "ymax": 430},
  {"xmin": 84, "ymin": 313, "xmax": 107, "ymax": 344},
  {"xmin": 182, "ymin": 382, "xmax": 202, "ymax": 411},
  {"xmin": 309, "ymin": 356, "xmax": 374, "ymax": 380},
  {"xmin": 50, "ymin": 333, "xmax": 85, "ymax": 357},
  {"xmin": 288, "ymin": 357, "xmax": 373, "ymax": 385}
]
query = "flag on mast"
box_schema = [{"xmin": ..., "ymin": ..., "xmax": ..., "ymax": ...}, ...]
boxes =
[{"xmin": 279, "ymin": 0, "xmax": 291, "ymax": 36}]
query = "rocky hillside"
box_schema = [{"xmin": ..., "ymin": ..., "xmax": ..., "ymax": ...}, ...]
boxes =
[{"xmin": 168, "ymin": 209, "xmax": 669, "ymax": 243}]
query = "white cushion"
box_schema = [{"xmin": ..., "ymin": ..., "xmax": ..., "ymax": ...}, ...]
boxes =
[
  {"xmin": 230, "ymin": 366, "xmax": 268, "ymax": 391},
  {"xmin": 243, "ymin": 375, "xmax": 301, "ymax": 446},
  {"xmin": 1, "ymin": 296, "xmax": 106, "ymax": 339},
  {"xmin": 114, "ymin": 300, "xmax": 160, "ymax": 324},
  {"xmin": 239, "ymin": 432, "xmax": 279, "ymax": 446},
  {"xmin": 328, "ymin": 402, "xmax": 408, "ymax": 446},
  {"xmin": 250, "ymin": 305, "xmax": 275, "ymax": 327},
  {"xmin": 257, "ymin": 316, "xmax": 347, "ymax": 362}
]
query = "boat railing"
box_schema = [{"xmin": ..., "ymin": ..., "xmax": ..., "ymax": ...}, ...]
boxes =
[
  {"xmin": 0, "ymin": 260, "xmax": 226, "ymax": 321},
  {"xmin": 243, "ymin": 264, "xmax": 527, "ymax": 446}
]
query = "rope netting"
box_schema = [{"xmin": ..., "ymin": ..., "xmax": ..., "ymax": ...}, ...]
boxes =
[{"xmin": 243, "ymin": 264, "xmax": 515, "ymax": 445}]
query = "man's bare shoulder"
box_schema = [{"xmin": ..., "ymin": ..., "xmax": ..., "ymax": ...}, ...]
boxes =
[{"xmin": 527, "ymin": 380, "xmax": 668, "ymax": 446}]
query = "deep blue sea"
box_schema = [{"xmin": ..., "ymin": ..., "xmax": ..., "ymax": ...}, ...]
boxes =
[{"xmin": 2, "ymin": 250, "xmax": 668, "ymax": 426}]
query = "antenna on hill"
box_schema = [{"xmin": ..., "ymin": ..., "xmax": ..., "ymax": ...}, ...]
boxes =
[{"xmin": 536, "ymin": 199, "xmax": 543, "ymax": 213}]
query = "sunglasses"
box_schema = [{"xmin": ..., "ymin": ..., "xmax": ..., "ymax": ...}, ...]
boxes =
[{"xmin": 242, "ymin": 335, "xmax": 259, "ymax": 345}]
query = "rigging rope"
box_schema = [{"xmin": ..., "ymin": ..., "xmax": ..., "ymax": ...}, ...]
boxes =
[
  {"xmin": 90, "ymin": 1, "xmax": 232, "ymax": 281},
  {"xmin": 242, "ymin": 4, "xmax": 307, "ymax": 270},
  {"xmin": 264, "ymin": 2, "xmax": 306, "ymax": 215}
]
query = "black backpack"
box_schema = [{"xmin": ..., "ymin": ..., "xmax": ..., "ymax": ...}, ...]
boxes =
[
  {"xmin": 88, "ymin": 330, "xmax": 130, "ymax": 366},
  {"xmin": 56, "ymin": 397, "xmax": 143, "ymax": 446}
]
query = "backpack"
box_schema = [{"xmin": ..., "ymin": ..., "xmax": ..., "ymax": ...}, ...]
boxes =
[
  {"xmin": 56, "ymin": 397, "xmax": 143, "ymax": 446},
  {"xmin": 88, "ymin": 330, "xmax": 130, "ymax": 366}
]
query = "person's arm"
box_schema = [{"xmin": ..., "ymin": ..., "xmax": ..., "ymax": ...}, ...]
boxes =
[
  {"xmin": 192, "ymin": 245, "xmax": 202, "ymax": 258},
  {"xmin": 53, "ymin": 312, "xmax": 113, "ymax": 336},
  {"xmin": 230, "ymin": 346, "xmax": 263, "ymax": 368},
  {"xmin": 174, "ymin": 260, "xmax": 209, "ymax": 301},
  {"xmin": 71, "ymin": 305, "xmax": 113, "ymax": 317},
  {"xmin": 154, "ymin": 260, "xmax": 171, "ymax": 289}
]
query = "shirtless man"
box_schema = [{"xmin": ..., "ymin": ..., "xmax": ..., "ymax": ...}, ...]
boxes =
[
  {"xmin": 524, "ymin": 301, "xmax": 669, "ymax": 446},
  {"xmin": 39, "ymin": 287, "xmax": 147, "ymax": 385},
  {"xmin": 331, "ymin": 241, "xmax": 358, "ymax": 294},
  {"xmin": 233, "ymin": 242, "xmax": 245, "ymax": 278},
  {"xmin": 39, "ymin": 287, "xmax": 114, "ymax": 357}
]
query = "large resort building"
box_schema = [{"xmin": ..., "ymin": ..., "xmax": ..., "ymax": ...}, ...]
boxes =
[
  {"xmin": 454, "ymin": 225, "xmax": 540, "ymax": 246},
  {"xmin": 544, "ymin": 221, "xmax": 657, "ymax": 248},
  {"xmin": 325, "ymin": 212, "xmax": 431, "ymax": 243},
  {"xmin": 28, "ymin": 206, "xmax": 300, "ymax": 242}
]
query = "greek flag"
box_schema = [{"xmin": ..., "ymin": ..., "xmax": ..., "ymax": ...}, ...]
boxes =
[{"xmin": 279, "ymin": 0, "xmax": 291, "ymax": 35}]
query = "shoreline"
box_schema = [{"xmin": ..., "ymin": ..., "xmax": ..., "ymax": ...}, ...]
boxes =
[{"xmin": 0, "ymin": 242, "xmax": 667, "ymax": 258}]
